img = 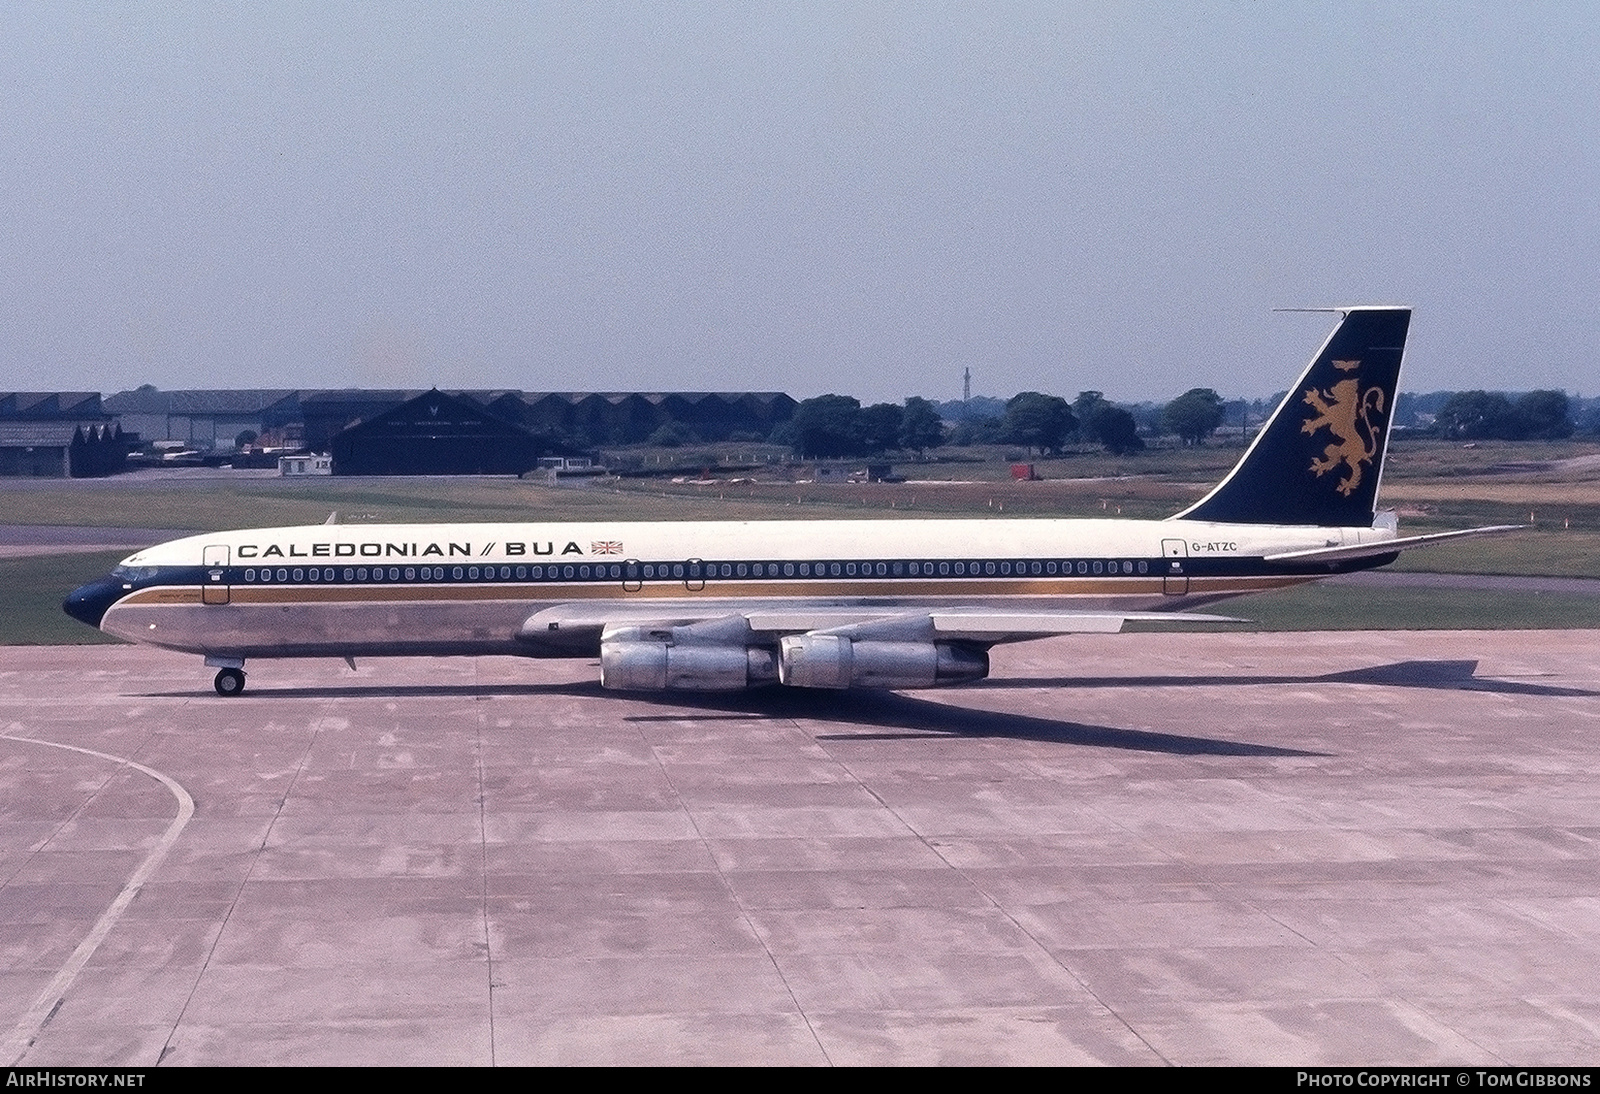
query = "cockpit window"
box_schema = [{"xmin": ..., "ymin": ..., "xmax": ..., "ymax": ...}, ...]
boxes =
[{"xmin": 112, "ymin": 566, "xmax": 160, "ymax": 583}]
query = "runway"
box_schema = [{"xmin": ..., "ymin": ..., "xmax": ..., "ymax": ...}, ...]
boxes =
[{"xmin": 2, "ymin": 632, "xmax": 1599, "ymax": 1065}]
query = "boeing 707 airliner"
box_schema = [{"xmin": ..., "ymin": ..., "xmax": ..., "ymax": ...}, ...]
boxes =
[{"xmin": 63, "ymin": 307, "xmax": 1514, "ymax": 696}]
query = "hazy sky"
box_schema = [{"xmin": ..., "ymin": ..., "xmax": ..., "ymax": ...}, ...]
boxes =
[{"xmin": 3, "ymin": 2, "xmax": 1597, "ymax": 403}]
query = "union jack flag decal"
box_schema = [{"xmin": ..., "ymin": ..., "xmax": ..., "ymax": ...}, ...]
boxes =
[{"xmin": 591, "ymin": 541, "xmax": 624, "ymax": 555}]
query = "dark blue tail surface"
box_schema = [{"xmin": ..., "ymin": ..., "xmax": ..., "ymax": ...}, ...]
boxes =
[{"xmin": 1177, "ymin": 307, "xmax": 1411, "ymax": 527}]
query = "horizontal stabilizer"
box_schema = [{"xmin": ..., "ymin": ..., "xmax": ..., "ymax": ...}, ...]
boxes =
[{"xmin": 1264, "ymin": 525, "xmax": 1523, "ymax": 565}]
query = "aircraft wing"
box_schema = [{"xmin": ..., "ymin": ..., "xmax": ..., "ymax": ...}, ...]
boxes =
[
  {"xmin": 1264, "ymin": 524, "xmax": 1523, "ymax": 565},
  {"xmin": 779, "ymin": 608, "xmax": 1244, "ymax": 644},
  {"xmin": 517, "ymin": 602, "xmax": 1241, "ymax": 653}
]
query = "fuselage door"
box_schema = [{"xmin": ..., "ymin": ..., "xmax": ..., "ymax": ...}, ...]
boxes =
[
  {"xmin": 202, "ymin": 544, "xmax": 231, "ymax": 605},
  {"xmin": 1160, "ymin": 538, "xmax": 1188, "ymax": 596}
]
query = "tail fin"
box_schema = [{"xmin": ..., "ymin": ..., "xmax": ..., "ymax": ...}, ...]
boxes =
[{"xmin": 1176, "ymin": 306, "xmax": 1410, "ymax": 527}]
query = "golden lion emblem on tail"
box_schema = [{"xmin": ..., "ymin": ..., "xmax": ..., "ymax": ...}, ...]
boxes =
[{"xmin": 1301, "ymin": 372, "xmax": 1385, "ymax": 496}]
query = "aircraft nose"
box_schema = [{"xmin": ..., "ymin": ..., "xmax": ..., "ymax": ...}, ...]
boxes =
[{"xmin": 62, "ymin": 576, "xmax": 125, "ymax": 629}]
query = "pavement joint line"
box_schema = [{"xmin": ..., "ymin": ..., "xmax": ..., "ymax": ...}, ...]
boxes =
[
  {"xmin": 0, "ymin": 732, "xmax": 196, "ymax": 1067},
  {"xmin": 645, "ymin": 707, "xmax": 836, "ymax": 1066},
  {"xmin": 154, "ymin": 714, "xmax": 323, "ymax": 1066},
  {"xmin": 475, "ymin": 672, "xmax": 498, "ymax": 1066},
  {"xmin": 806, "ymin": 695, "xmax": 1175, "ymax": 1065}
]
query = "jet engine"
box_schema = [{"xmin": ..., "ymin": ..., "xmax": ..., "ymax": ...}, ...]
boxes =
[
  {"xmin": 598, "ymin": 618, "xmax": 778, "ymax": 692},
  {"xmin": 778, "ymin": 634, "xmax": 988, "ymax": 690}
]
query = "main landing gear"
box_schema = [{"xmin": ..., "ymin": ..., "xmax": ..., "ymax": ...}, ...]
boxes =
[
  {"xmin": 213, "ymin": 667, "xmax": 246, "ymax": 696},
  {"xmin": 206, "ymin": 656, "xmax": 247, "ymax": 696}
]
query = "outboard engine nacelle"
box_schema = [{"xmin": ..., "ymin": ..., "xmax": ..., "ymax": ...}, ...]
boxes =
[
  {"xmin": 778, "ymin": 634, "xmax": 989, "ymax": 690},
  {"xmin": 598, "ymin": 619, "xmax": 778, "ymax": 692}
]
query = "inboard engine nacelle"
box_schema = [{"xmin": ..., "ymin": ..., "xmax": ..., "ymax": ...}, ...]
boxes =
[{"xmin": 778, "ymin": 634, "xmax": 989, "ymax": 690}]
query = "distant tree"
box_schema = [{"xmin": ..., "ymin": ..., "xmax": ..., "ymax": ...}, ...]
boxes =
[
  {"xmin": 647, "ymin": 422, "xmax": 700, "ymax": 448},
  {"xmin": 766, "ymin": 419, "xmax": 798, "ymax": 448},
  {"xmin": 1435, "ymin": 391, "xmax": 1517, "ymax": 440},
  {"xmin": 789, "ymin": 394, "xmax": 866, "ymax": 458},
  {"xmin": 1575, "ymin": 398, "xmax": 1600, "ymax": 437},
  {"xmin": 1085, "ymin": 405, "xmax": 1144, "ymax": 455},
  {"xmin": 1512, "ymin": 390, "xmax": 1573, "ymax": 440},
  {"xmin": 947, "ymin": 417, "xmax": 1003, "ymax": 446},
  {"xmin": 899, "ymin": 396, "xmax": 945, "ymax": 455},
  {"xmin": 1071, "ymin": 391, "xmax": 1110, "ymax": 443},
  {"xmin": 234, "ymin": 429, "xmax": 258, "ymax": 449},
  {"xmin": 937, "ymin": 395, "xmax": 1008, "ymax": 422},
  {"xmin": 1162, "ymin": 388, "xmax": 1225, "ymax": 445},
  {"xmin": 1000, "ymin": 392, "xmax": 1076, "ymax": 455},
  {"xmin": 858, "ymin": 402, "xmax": 904, "ymax": 455}
]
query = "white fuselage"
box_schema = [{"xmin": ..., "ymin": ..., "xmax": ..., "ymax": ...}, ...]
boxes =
[{"xmin": 93, "ymin": 517, "xmax": 1387, "ymax": 660}]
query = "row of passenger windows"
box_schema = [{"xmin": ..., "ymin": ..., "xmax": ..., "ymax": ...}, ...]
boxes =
[{"xmin": 237, "ymin": 559, "xmax": 1153, "ymax": 584}]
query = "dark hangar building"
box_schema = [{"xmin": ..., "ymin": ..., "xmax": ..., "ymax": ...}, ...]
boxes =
[
  {"xmin": 0, "ymin": 392, "xmax": 129, "ymax": 477},
  {"xmin": 329, "ymin": 389, "xmax": 574, "ymax": 476}
]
